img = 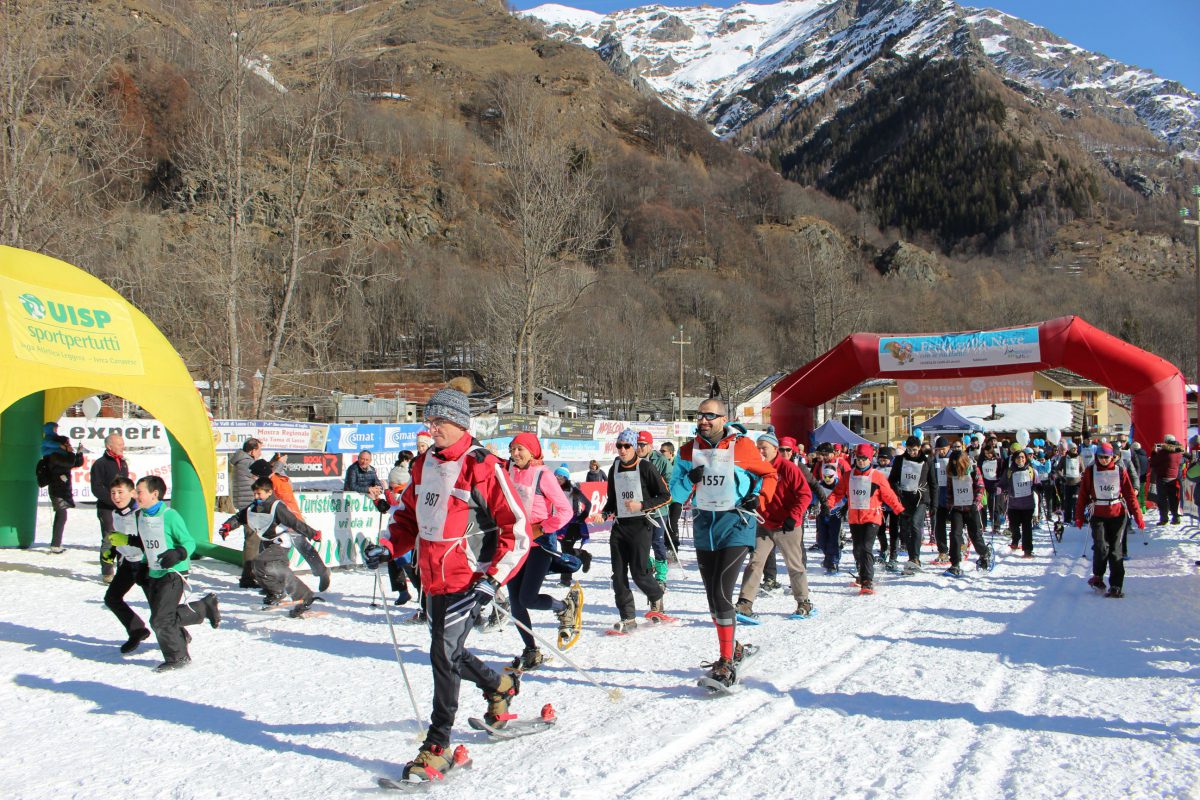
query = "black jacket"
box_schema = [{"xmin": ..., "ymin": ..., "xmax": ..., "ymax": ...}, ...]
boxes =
[
  {"xmin": 889, "ymin": 453, "xmax": 932, "ymax": 512},
  {"xmin": 43, "ymin": 449, "xmax": 84, "ymax": 503},
  {"xmin": 603, "ymin": 458, "xmax": 670, "ymax": 519},
  {"xmin": 223, "ymin": 495, "xmax": 319, "ymax": 563},
  {"xmin": 90, "ymin": 452, "xmax": 130, "ymax": 510}
]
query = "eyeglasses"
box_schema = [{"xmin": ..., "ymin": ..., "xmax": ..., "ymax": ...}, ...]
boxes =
[
  {"xmin": 615, "ymin": 443, "xmax": 633, "ymax": 450},
  {"xmin": 696, "ymin": 412, "xmax": 725, "ymax": 421}
]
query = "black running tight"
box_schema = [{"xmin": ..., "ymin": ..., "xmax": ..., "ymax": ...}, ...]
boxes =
[{"xmin": 696, "ymin": 546, "xmax": 750, "ymax": 627}]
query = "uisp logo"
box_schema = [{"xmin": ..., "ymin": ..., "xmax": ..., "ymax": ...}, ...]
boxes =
[{"xmin": 19, "ymin": 293, "xmax": 45, "ymax": 320}]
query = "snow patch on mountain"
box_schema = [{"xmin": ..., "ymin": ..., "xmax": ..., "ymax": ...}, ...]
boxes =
[{"xmin": 521, "ymin": 0, "xmax": 1200, "ymax": 156}]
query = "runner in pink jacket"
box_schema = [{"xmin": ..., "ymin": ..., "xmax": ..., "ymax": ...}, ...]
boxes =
[{"xmin": 504, "ymin": 432, "xmax": 581, "ymax": 670}]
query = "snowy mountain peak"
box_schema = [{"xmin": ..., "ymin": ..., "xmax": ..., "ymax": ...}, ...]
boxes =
[{"xmin": 520, "ymin": 0, "xmax": 1200, "ymax": 155}]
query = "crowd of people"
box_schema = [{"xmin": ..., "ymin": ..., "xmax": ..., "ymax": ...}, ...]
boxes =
[{"xmin": 26, "ymin": 388, "xmax": 1197, "ymax": 783}]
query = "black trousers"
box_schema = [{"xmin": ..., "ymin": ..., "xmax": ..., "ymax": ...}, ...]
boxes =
[
  {"xmin": 876, "ymin": 512, "xmax": 900, "ymax": 560},
  {"xmin": 1091, "ymin": 514, "xmax": 1127, "ymax": 588},
  {"xmin": 1009, "ymin": 508, "xmax": 1034, "ymax": 553},
  {"xmin": 849, "ymin": 523, "xmax": 878, "ymax": 586},
  {"xmin": 1061, "ymin": 483, "xmax": 1079, "ymax": 523},
  {"xmin": 425, "ymin": 591, "xmax": 501, "ymax": 749},
  {"xmin": 508, "ymin": 545, "xmax": 555, "ymax": 649},
  {"xmin": 1152, "ymin": 479, "xmax": 1180, "ymax": 522},
  {"xmin": 667, "ymin": 502, "xmax": 683, "ymax": 551},
  {"xmin": 949, "ymin": 507, "xmax": 988, "ymax": 567},
  {"xmin": 696, "ymin": 546, "xmax": 750, "ymax": 626},
  {"xmin": 899, "ymin": 504, "xmax": 926, "ymax": 562},
  {"xmin": 104, "ymin": 559, "xmax": 148, "ymax": 636},
  {"xmin": 934, "ymin": 504, "xmax": 950, "ymax": 554},
  {"xmin": 253, "ymin": 553, "xmax": 313, "ymax": 604},
  {"xmin": 49, "ymin": 496, "xmax": 71, "ymax": 548},
  {"xmin": 289, "ymin": 533, "xmax": 329, "ymax": 579},
  {"xmin": 610, "ymin": 518, "xmax": 664, "ymax": 621},
  {"xmin": 97, "ymin": 507, "xmax": 116, "ymax": 576},
  {"xmin": 146, "ymin": 571, "xmax": 206, "ymax": 662}
]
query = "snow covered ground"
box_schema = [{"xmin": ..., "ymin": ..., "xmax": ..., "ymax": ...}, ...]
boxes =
[{"xmin": 2, "ymin": 508, "xmax": 1198, "ymax": 799}]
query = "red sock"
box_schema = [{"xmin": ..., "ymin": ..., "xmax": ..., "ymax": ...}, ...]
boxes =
[{"xmin": 716, "ymin": 622, "xmax": 734, "ymax": 660}]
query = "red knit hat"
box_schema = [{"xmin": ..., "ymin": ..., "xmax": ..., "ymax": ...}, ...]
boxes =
[
  {"xmin": 855, "ymin": 443, "xmax": 874, "ymax": 458},
  {"xmin": 511, "ymin": 431, "xmax": 542, "ymax": 460},
  {"xmin": 778, "ymin": 436, "xmax": 798, "ymax": 449}
]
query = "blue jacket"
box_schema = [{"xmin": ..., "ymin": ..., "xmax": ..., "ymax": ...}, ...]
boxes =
[{"xmin": 669, "ymin": 424, "xmax": 777, "ymax": 551}]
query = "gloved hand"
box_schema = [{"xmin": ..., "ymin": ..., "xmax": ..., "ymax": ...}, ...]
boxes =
[
  {"xmin": 107, "ymin": 532, "xmax": 129, "ymax": 548},
  {"xmin": 100, "ymin": 546, "xmax": 115, "ymax": 565},
  {"xmin": 1074, "ymin": 517, "xmax": 1085, "ymax": 529},
  {"xmin": 472, "ymin": 576, "xmax": 499, "ymax": 611},
  {"xmin": 157, "ymin": 547, "xmax": 186, "ymax": 569},
  {"xmin": 739, "ymin": 495, "xmax": 760, "ymax": 513},
  {"xmin": 311, "ymin": 530, "xmax": 322, "ymax": 543},
  {"xmin": 362, "ymin": 543, "xmax": 390, "ymax": 570},
  {"xmin": 218, "ymin": 522, "xmax": 232, "ymax": 541},
  {"xmin": 781, "ymin": 517, "xmax": 796, "ymax": 532},
  {"xmin": 687, "ymin": 465, "xmax": 705, "ymax": 484},
  {"xmin": 1136, "ymin": 518, "xmax": 1146, "ymax": 530}
]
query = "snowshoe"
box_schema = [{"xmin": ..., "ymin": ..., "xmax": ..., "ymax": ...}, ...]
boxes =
[
  {"xmin": 261, "ymin": 593, "xmax": 287, "ymax": 610},
  {"xmin": 1087, "ymin": 575, "xmax": 1106, "ymax": 591},
  {"xmin": 607, "ymin": 618, "xmax": 638, "ymax": 636},
  {"xmin": 469, "ymin": 704, "xmax": 558, "ymax": 740},
  {"xmin": 943, "ymin": 566, "xmax": 965, "ymax": 578},
  {"xmin": 555, "ymin": 582, "xmax": 584, "ymax": 651},
  {"xmin": 932, "ymin": 553, "xmax": 951, "ymax": 566},
  {"xmin": 506, "ymin": 647, "xmax": 545, "ymax": 673},
  {"xmin": 405, "ymin": 610, "xmax": 429, "ymax": 626},
  {"xmin": 858, "ymin": 583, "xmax": 875, "ymax": 596},
  {"xmin": 884, "ymin": 559, "xmax": 899, "ymax": 573},
  {"xmin": 1105, "ymin": 586, "xmax": 1125, "ymax": 598},
  {"xmin": 645, "ymin": 610, "xmax": 680, "ymax": 626},
  {"xmin": 901, "ymin": 560, "xmax": 923, "ymax": 575},
  {"xmin": 380, "ymin": 744, "xmax": 471, "ymax": 787}
]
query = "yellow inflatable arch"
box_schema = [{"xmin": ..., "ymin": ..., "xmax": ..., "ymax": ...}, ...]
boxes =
[{"xmin": 0, "ymin": 246, "xmax": 217, "ymax": 554}]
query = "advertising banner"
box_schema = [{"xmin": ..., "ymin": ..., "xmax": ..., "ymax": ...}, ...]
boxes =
[
  {"xmin": 897, "ymin": 374, "xmax": 1034, "ymax": 409},
  {"xmin": 41, "ymin": 451, "xmax": 173, "ymax": 504},
  {"xmin": 325, "ymin": 423, "xmax": 425, "ymax": 453},
  {"xmin": 538, "ymin": 417, "xmax": 595, "ymax": 440},
  {"xmin": 57, "ymin": 416, "xmax": 171, "ymax": 453},
  {"xmin": 215, "ymin": 453, "xmax": 228, "ymax": 497},
  {"xmin": 0, "ymin": 273, "xmax": 143, "ymax": 375},
  {"xmin": 213, "ymin": 420, "xmax": 328, "ymax": 452},
  {"xmin": 1182, "ymin": 476, "xmax": 1197, "ymax": 518},
  {"xmin": 592, "ymin": 420, "xmax": 674, "ymax": 442},
  {"xmin": 212, "ymin": 491, "xmax": 385, "ymax": 569},
  {"xmin": 498, "ymin": 415, "xmax": 540, "ymax": 436},
  {"xmin": 878, "ymin": 326, "xmax": 1041, "ymax": 373},
  {"xmin": 280, "ymin": 452, "xmax": 344, "ymax": 479}
]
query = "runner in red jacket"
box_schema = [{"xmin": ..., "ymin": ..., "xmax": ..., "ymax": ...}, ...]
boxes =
[
  {"xmin": 362, "ymin": 377, "xmax": 532, "ymax": 782},
  {"xmin": 830, "ymin": 443, "xmax": 903, "ymax": 594},
  {"xmin": 1075, "ymin": 442, "xmax": 1144, "ymax": 597}
]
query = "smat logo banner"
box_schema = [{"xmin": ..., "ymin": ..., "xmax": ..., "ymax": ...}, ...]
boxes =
[{"xmin": 1, "ymin": 275, "xmax": 143, "ymax": 375}]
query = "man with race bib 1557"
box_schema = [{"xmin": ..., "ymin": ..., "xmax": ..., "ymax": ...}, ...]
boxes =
[
  {"xmin": 670, "ymin": 399, "xmax": 777, "ymax": 689},
  {"xmin": 362, "ymin": 377, "xmax": 532, "ymax": 783}
]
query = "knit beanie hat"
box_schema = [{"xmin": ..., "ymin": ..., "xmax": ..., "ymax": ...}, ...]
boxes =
[
  {"xmin": 388, "ymin": 465, "xmax": 409, "ymax": 486},
  {"xmin": 423, "ymin": 377, "xmax": 473, "ymax": 430},
  {"xmin": 934, "ymin": 436, "xmax": 949, "ymax": 449},
  {"xmin": 416, "ymin": 430, "xmax": 433, "ymax": 445},
  {"xmin": 758, "ymin": 430, "xmax": 779, "ymax": 448},
  {"xmin": 249, "ymin": 459, "xmax": 274, "ymax": 478},
  {"xmin": 511, "ymin": 431, "xmax": 543, "ymax": 460},
  {"xmin": 554, "ymin": 466, "xmax": 571, "ymax": 479}
]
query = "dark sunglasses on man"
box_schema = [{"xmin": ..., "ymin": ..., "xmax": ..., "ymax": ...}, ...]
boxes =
[{"xmin": 696, "ymin": 412, "xmax": 725, "ymax": 421}]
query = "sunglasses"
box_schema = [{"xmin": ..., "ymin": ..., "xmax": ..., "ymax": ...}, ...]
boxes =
[
  {"xmin": 615, "ymin": 443, "xmax": 633, "ymax": 450},
  {"xmin": 779, "ymin": 447, "xmax": 793, "ymax": 452},
  {"xmin": 696, "ymin": 412, "xmax": 725, "ymax": 421}
]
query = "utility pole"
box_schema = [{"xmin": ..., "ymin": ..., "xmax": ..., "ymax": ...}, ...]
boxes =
[
  {"xmin": 1182, "ymin": 184, "xmax": 1200, "ymax": 429},
  {"xmin": 672, "ymin": 325, "xmax": 691, "ymax": 421}
]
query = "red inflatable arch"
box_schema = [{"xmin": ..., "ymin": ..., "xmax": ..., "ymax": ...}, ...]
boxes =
[{"xmin": 770, "ymin": 316, "xmax": 1185, "ymax": 451}]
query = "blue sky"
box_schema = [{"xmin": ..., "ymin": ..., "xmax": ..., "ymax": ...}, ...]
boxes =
[{"xmin": 516, "ymin": 1, "xmax": 1200, "ymax": 91}]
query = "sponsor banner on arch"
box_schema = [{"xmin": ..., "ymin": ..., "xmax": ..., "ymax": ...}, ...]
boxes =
[
  {"xmin": 0, "ymin": 273, "xmax": 143, "ymax": 375},
  {"xmin": 214, "ymin": 420, "xmax": 329, "ymax": 452},
  {"xmin": 878, "ymin": 326, "xmax": 1041, "ymax": 372},
  {"xmin": 324, "ymin": 423, "xmax": 425, "ymax": 453},
  {"xmin": 898, "ymin": 374, "xmax": 1034, "ymax": 409}
]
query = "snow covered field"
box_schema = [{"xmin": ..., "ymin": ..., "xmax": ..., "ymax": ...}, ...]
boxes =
[{"xmin": 2, "ymin": 508, "xmax": 1198, "ymax": 799}]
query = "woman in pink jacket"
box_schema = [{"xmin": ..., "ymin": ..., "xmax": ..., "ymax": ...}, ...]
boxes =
[{"xmin": 506, "ymin": 432, "xmax": 579, "ymax": 670}]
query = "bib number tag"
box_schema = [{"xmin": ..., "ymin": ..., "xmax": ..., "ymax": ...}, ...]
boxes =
[
  {"xmin": 693, "ymin": 447, "xmax": 736, "ymax": 512},
  {"xmin": 900, "ymin": 461, "xmax": 921, "ymax": 493},
  {"xmin": 416, "ymin": 454, "xmax": 468, "ymax": 540},
  {"xmin": 951, "ymin": 476, "xmax": 973, "ymax": 507},
  {"xmin": 138, "ymin": 513, "xmax": 169, "ymax": 567},
  {"xmin": 849, "ymin": 475, "xmax": 872, "ymax": 510},
  {"xmin": 1094, "ymin": 468, "xmax": 1120, "ymax": 503},
  {"xmin": 981, "ymin": 460, "xmax": 997, "ymax": 481},
  {"xmin": 1012, "ymin": 470, "xmax": 1033, "ymax": 498},
  {"xmin": 937, "ymin": 458, "xmax": 949, "ymax": 487},
  {"xmin": 615, "ymin": 469, "xmax": 644, "ymax": 519}
]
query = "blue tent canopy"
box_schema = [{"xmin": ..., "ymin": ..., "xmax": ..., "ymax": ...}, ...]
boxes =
[
  {"xmin": 810, "ymin": 418, "xmax": 872, "ymax": 447},
  {"xmin": 916, "ymin": 407, "xmax": 985, "ymax": 434}
]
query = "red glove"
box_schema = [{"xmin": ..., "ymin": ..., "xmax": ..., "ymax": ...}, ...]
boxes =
[
  {"xmin": 312, "ymin": 530, "xmax": 322, "ymax": 543},
  {"xmin": 1074, "ymin": 517, "xmax": 1085, "ymax": 529},
  {"xmin": 1137, "ymin": 518, "xmax": 1145, "ymax": 530},
  {"xmin": 218, "ymin": 523, "xmax": 232, "ymax": 540}
]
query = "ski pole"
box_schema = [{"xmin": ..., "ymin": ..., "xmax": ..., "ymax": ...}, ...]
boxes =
[
  {"xmin": 494, "ymin": 604, "xmax": 623, "ymax": 703},
  {"xmin": 370, "ymin": 571, "xmax": 379, "ymax": 608},
  {"xmin": 374, "ymin": 571, "xmax": 425, "ymax": 741}
]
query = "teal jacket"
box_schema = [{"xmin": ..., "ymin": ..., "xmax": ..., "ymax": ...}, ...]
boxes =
[
  {"xmin": 669, "ymin": 424, "xmax": 778, "ymax": 551},
  {"xmin": 140, "ymin": 504, "xmax": 196, "ymax": 579}
]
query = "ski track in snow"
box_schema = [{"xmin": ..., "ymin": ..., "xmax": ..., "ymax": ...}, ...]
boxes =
[{"xmin": 1, "ymin": 510, "xmax": 1198, "ymax": 799}]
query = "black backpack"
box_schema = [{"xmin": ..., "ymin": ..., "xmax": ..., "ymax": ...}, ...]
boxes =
[{"xmin": 35, "ymin": 457, "xmax": 51, "ymax": 488}]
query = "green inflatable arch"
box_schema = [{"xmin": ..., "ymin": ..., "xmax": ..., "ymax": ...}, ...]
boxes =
[{"xmin": 0, "ymin": 246, "xmax": 225, "ymax": 559}]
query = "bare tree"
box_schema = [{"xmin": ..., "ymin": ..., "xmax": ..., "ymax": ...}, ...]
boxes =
[
  {"xmin": 485, "ymin": 77, "xmax": 610, "ymax": 413},
  {"xmin": 0, "ymin": 0, "xmax": 144, "ymax": 253}
]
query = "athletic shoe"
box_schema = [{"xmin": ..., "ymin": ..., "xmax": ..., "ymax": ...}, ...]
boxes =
[
  {"xmin": 579, "ymin": 550, "xmax": 592, "ymax": 573},
  {"xmin": 704, "ymin": 657, "xmax": 737, "ymax": 687},
  {"xmin": 48, "ymin": 546, "xmax": 65, "ymax": 554},
  {"xmin": 120, "ymin": 628, "xmax": 151, "ymax": 654},
  {"xmin": 792, "ymin": 599, "xmax": 815, "ymax": 618},
  {"xmin": 509, "ymin": 646, "xmax": 545, "ymax": 672},
  {"xmin": 612, "ymin": 618, "xmax": 637, "ymax": 634},
  {"xmin": 203, "ymin": 593, "xmax": 221, "ymax": 628},
  {"xmin": 483, "ymin": 673, "xmax": 520, "ymax": 727}
]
